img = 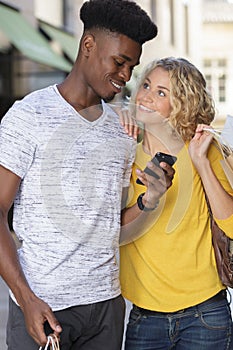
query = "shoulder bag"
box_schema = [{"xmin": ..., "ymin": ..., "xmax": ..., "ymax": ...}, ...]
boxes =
[{"xmin": 206, "ymin": 194, "xmax": 233, "ymax": 288}]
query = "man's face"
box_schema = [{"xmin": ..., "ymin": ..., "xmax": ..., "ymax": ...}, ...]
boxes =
[{"xmin": 84, "ymin": 32, "xmax": 142, "ymax": 101}]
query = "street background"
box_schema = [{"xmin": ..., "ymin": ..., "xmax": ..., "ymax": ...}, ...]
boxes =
[{"xmin": 1, "ymin": 0, "xmax": 233, "ymax": 349}]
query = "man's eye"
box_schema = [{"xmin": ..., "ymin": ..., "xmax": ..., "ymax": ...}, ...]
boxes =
[{"xmin": 115, "ymin": 60, "xmax": 124, "ymax": 67}]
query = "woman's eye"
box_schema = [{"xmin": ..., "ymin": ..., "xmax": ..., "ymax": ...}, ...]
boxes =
[
  {"xmin": 158, "ymin": 90, "xmax": 165, "ymax": 97},
  {"xmin": 143, "ymin": 82, "xmax": 149, "ymax": 90}
]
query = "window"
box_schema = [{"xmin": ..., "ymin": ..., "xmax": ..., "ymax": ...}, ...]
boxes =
[
  {"xmin": 204, "ymin": 59, "xmax": 211, "ymax": 68},
  {"xmin": 205, "ymin": 74, "xmax": 212, "ymax": 93},
  {"xmin": 184, "ymin": 3, "xmax": 189, "ymax": 55},
  {"xmin": 219, "ymin": 74, "xmax": 226, "ymax": 102},
  {"xmin": 169, "ymin": 0, "xmax": 175, "ymax": 46},
  {"xmin": 150, "ymin": 0, "xmax": 157, "ymax": 22},
  {"xmin": 218, "ymin": 59, "xmax": 226, "ymax": 67},
  {"xmin": 203, "ymin": 58, "xmax": 227, "ymax": 103}
]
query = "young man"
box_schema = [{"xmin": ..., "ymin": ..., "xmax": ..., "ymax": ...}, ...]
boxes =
[{"xmin": 0, "ymin": 1, "xmax": 159, "ymax": 349}]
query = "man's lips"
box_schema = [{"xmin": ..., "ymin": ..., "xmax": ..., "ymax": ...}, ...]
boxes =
[{"xmin": 110, "ymin": 80, "xmax": 124, "ymax": 91}]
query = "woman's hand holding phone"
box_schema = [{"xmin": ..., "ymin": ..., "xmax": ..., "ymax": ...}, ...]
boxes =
[{"xmin": 136, "ymin": 152, "xmax": 177, "ymax": 185}]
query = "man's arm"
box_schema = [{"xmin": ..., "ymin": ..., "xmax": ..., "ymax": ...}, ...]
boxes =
[{"xmin": 0, "ymin": 165, "xmax": 62, "ymax": 346}]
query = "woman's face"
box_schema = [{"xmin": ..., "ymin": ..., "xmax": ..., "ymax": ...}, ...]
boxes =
[{"xmin": 135, "ymin": 67, "xmax": 172, "ymax": 124}]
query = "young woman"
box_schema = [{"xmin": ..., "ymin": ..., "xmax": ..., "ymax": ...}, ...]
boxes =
[{"xmin": 120, "ymin": 57, "xmax": 233, "ymax": 350}]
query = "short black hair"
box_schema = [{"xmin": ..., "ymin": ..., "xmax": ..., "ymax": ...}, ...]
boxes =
[{"xmin": 80, "ymin": 0, "xmax": 158, "ymax": 45}]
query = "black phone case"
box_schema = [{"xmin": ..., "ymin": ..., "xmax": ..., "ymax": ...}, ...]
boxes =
[
  {"xmin": 136, "ymin": 152, "xmax": 177, "ymax": 185},
  {"xmin": 154, "ymin": 152, "xmax": 177, "ymax": 166}
]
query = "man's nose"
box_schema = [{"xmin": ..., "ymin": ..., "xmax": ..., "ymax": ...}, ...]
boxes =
[{"xmin": 119, "ymin": 66, "xmax": 131, "ymax": 82}]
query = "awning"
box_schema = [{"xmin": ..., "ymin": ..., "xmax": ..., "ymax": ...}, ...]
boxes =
[
  {"xmin": 0, "ymin": 4, "xmax": 72, "ymax": 72},
  {"xmin": 40, "ymin": 21, "xmax": 78, "ymax": 62},
  {"xmin": 0, "ymin": 31, "xmax": 10, "ymax": 53}
]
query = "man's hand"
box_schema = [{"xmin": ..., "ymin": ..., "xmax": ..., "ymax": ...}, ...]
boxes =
[{"xmin": 20, "ymin": 294, "xmax": 62, "ymax": 346}]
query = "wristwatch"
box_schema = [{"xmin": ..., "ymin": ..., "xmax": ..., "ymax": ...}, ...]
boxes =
[{"xmin": 137, "ymin": 193, "xmax": 159, "ymax": 212}]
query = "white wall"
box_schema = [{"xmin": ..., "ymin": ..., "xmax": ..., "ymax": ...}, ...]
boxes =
[{"xmin": 35, "ymin": 0, "xmax": 63, "ymax": 26}]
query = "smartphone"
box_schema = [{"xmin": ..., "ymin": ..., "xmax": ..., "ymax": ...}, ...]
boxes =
[
  {"xmin": 153, "ymin": 152, "xmax": 177, "ymax": 166},
  {"xmin": 136, "ymin": 152, "xmax": 177, "ymax": 185}
]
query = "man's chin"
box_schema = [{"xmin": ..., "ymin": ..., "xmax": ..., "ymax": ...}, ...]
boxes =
[{"xmin": 102, "ymin": 92, "xmax": 117, "ymax": 102}]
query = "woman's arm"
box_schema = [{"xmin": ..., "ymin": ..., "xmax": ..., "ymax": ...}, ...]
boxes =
[
  {"xmin": 120, "ymin": 161, "xmax": 175, "ymax": 245},
  {"xmin": 188, "ymin": 124, "xmax": 233, "ymax": 220}
]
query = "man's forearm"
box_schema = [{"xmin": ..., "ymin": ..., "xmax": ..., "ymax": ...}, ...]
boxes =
[{"xmin": 0, "ymin": 218, "xmax": 34, "ymax": 306}]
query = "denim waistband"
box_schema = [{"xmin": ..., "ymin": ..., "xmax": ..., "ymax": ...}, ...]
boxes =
[{"xmin": 135, "ymin": 290, "xmax": 227, "ymax": 316}]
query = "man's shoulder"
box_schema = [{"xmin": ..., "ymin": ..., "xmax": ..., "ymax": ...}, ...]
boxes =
[
  {"xmin": 1, "ymin": 85, "xmax": 62, "ymax": 130},
  {"xmin": 10, "ymin": 85, "xmax": 64, "ymax": 118},
  {"xmin": 23, "ymin": 85, "xmax": 57, "ymax": 105}
]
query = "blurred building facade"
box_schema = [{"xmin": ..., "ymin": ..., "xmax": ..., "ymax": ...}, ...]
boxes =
[
  {"xmin": 0, "ymin": 0, "xmax": 232, "ymax": 124},
  {"xmin": 202, "ymin": 0, "xmax": 233, "ymax": 122}
]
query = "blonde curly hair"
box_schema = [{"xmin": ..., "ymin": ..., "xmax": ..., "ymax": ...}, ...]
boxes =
[{"xmin": 131, "ymin": 57, "xmax": 215, "ymax": 142}]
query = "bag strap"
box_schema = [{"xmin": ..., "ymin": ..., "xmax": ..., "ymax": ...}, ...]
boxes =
[
  {"xmin": 209, "ymin": 130, "xmax": 232, "ymax": 157},
  {"xmin": 39, "ymin": 335, "xmax": 60, "ymax": 350}
]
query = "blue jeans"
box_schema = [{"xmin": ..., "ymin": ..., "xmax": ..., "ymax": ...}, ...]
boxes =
[{"xmin": 125, "ymin": 291, "xmax": 233, "ymax": 350}]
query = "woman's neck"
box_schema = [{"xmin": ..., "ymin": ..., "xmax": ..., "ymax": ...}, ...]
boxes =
[
  {"xmin": 142, "ymin": 133, "xmax": 168, "ymax": 156},
  {"xmin": 142, "ymin": 123, "xmax": 184, "ymax": 156}
]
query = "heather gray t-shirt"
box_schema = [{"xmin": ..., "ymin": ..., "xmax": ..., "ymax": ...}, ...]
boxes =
[{"xmin": 0, "ymin": 85, "xmax": 136, "ymax": 310}]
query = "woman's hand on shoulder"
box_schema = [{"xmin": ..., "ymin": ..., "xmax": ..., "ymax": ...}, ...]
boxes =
[{"xmin": 119, "ymin": 109, "xmax": 139, "ymax": 140}]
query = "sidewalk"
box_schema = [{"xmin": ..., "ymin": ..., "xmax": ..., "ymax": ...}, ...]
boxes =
[{"xmin": 0, "ymin": 277, "xmax": 8, "ymax": 350}]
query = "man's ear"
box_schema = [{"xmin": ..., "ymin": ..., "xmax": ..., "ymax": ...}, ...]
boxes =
[{"xmin": 81, "ymin": 34, "xmax": 96, "ymax": 57}]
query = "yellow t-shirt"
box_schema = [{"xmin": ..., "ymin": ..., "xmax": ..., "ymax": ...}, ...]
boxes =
[{"xmin": 120, "ymin": 142, "xmax": 233, "ymax": 312}]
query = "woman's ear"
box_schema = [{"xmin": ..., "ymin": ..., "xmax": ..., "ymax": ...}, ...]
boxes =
[{"xmin": 81, "ymin": 34, "xmax": 96, "ymax": 57}]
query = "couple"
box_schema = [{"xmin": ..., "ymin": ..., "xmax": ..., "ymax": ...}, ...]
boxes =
[{"xmin": 0, "ymin": 1, "xmax": 232, "ymax": 350}]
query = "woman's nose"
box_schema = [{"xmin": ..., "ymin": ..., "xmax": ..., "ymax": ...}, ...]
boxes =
[{"xmin": 142, "ymin": 90, "xmax": 155, "ymax": 102}]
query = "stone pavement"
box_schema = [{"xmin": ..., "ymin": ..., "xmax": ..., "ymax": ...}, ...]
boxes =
[{"xmin": 0, "ymin": 277, "xmax": 8, "ymax": 350}]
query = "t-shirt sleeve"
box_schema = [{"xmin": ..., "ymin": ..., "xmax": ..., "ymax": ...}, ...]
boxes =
[
  {"xmin": 0, "ymin": 100, "xmax": 38, "ymax": 178},
  {"xmin": 122, "ymin": 141, "xmax": 136, "ymax": 188}
]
